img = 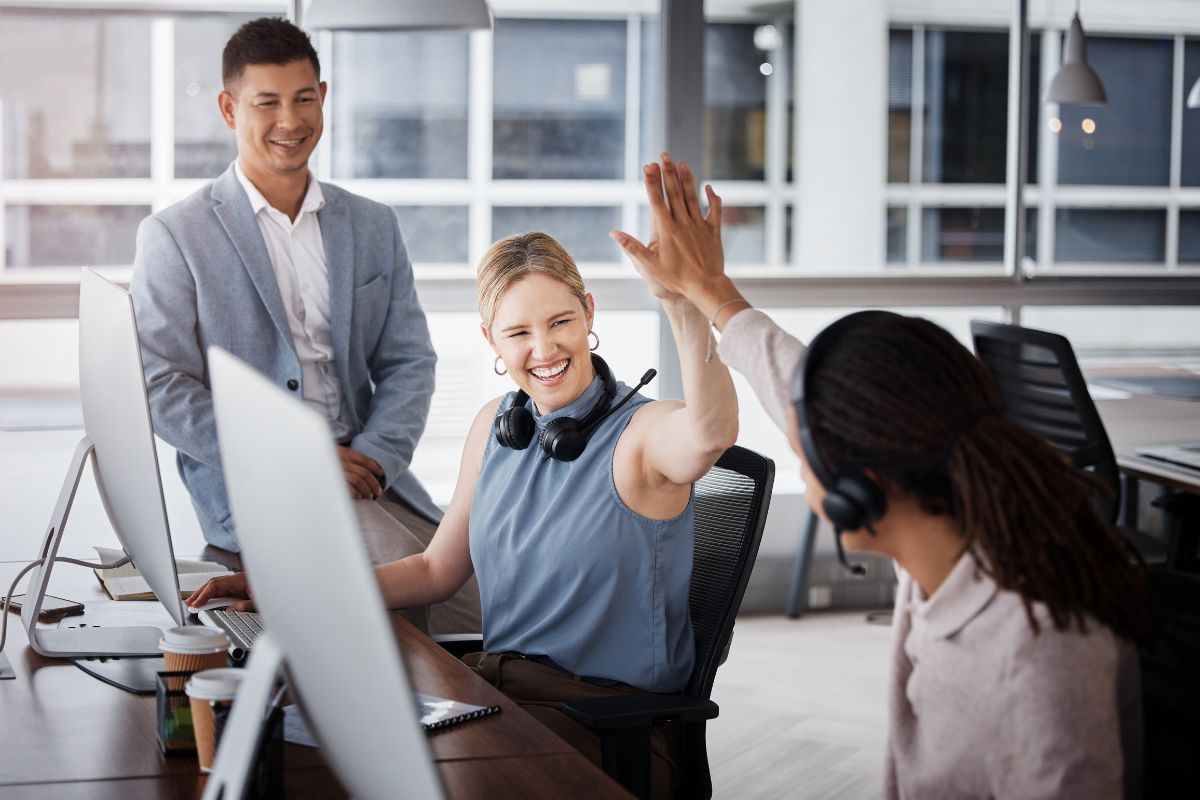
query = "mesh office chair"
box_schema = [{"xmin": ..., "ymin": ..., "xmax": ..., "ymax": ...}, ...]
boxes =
[
  {"xmin": 970, "ymin": 320, "xmax": 1166, "ymax": 561},
  {"xmin": 561, "ymin": 445, "xmax": 775, "ymax": 800}
]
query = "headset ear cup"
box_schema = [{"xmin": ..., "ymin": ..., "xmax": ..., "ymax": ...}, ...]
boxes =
[
  {"xmin": 825, "ymin": 475, "xmax": 887, "ymax": 531},
  {"xmin": 539, "ymin": 417, "xmax": 586, "ymax": 462},
  {"xmin": 496, "ymin": 407, "xmax": 535, "ymax": 450},
  {"xmin": 822, "ymin": 491, "xmax": 863, "ymax": 532}
]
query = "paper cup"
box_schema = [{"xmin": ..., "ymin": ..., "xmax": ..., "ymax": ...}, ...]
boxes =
[
  {"xmin": 159, "ymin": 626, "xmax": 229, "ymax": 679},
  {"xmin": 186, "ymin": 668, "xmax": 245, "ymax": 772}
]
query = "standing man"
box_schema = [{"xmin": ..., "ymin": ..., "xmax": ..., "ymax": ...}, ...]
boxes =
[{"xmin": 131, "ymin": 17, "xmax": 480, "ymax": 634}]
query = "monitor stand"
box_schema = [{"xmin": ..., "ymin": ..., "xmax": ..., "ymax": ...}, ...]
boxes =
[
  {"xmin": 22, "ymin": 437, "xmax": 165, "ymax": 659},
  {"xmin": 73, "ymin": 654, "xmax": 165, "ymax": 694}
]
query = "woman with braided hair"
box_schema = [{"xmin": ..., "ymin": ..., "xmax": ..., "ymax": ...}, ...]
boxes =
[{"xmin": 612, "ymin": 154, "xmax": 1147, "ymax": 798}]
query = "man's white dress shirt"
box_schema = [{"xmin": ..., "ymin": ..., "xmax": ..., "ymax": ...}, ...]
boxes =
[{"xmin": 234, "ymin": 160, "xmax": 353, "ymax": 441}]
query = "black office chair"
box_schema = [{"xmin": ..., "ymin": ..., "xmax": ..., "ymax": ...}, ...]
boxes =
[
  {"xmin": 561, "ymin": 445, "xmax": 775, "ymax": 800},
  {"xmin": 970, "ymin": 320, "xmax": 1166, "ymax": 562},
  {"xmin": 1140, "ymin": 566, "xmax": 1200, "ymax": 798}
]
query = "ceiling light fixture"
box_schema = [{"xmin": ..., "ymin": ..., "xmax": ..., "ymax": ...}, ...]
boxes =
[{"xmin": 1045, "ymin": 4, "xmax": 1107, "ymax": 105}]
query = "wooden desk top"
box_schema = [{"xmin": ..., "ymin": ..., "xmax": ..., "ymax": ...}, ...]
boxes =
[
  {"xmin": 1090, "ymin": 368, "xmax": 1200, "ymax": 494},
  {"xmin": 0, "ymin": 562, "xmax": 629, "ymax": 798}
]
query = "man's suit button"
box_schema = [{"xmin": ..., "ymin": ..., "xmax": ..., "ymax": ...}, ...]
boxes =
[{"xmin": 286, "ymin": 379, "xmax": 299, "ymax": 391}]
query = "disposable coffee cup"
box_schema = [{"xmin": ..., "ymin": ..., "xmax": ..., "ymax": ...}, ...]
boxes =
[
  {"xmin": 186, "ymin": 668, "xmax": 245, "ymax": 772},
  {"xmin": 159, "ymin": 626, "xmax": 230, "ymax": 675}
]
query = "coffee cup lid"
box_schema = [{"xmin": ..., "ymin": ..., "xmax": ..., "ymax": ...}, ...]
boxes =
[
  {"xmin": 186, "ymin": 667, "xmax": 245, "ymax": 701},
  {"xmin": 160, "ymin": 625, "xmax": 229, "ymax": 655}
]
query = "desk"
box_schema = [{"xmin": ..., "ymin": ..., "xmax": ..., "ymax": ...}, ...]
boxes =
[
  {"xmin": 1093, "ymin": 376, "xmax": 1200, "ymax": 495},
  {"xmin": 0, "ymin": 562, "xmax": 631, "ymax": 799},
  {"xmin": 1093, "ymin": 372, "xmax": 1200, "ymax": 569}
]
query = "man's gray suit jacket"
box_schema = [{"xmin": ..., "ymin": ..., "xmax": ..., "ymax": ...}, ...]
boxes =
[{"xmin": 131, "ymin": 164, "xmax": 441, "ymax": 552}]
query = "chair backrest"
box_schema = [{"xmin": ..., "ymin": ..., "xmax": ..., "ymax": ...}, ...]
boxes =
[
  {"xmin": 971, "ymin": 320, "xmax": 1120, "ymax": 522},
  {"xmin": 687, "ymin": 445, "xmax": 775, "ymax": 699}
]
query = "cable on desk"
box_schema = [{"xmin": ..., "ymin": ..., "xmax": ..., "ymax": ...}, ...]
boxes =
[{"xmin": 0, "ymin": 554, "xmax": 133, "ymax": 664}]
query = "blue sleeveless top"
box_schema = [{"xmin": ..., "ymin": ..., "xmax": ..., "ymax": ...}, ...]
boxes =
[{"xmin": 469, "ymin": 375, "xmax": 695, "ymax": 693}]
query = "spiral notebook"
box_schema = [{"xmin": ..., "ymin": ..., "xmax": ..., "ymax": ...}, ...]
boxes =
[
  {"xmin": 282, "ymin": 693, "xmax": 500, "ymax": 746},
  {"xmin": 413, "ymin": 693, "xmax": 502, "ymax": 731}
]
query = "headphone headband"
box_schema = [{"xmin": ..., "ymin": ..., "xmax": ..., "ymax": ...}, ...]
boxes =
[{"xmin": 792, "ymin": 311, "xmax": 897, "ymax": 541}]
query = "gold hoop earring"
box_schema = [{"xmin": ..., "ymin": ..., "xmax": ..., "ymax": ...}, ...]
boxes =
[
  {"xmin": 588, "ymin": 330, "xmax": 600, "ymax": 352},
  {"xmin": 493, "ymin": 355, "xmax": 507, "ymax": 376}
]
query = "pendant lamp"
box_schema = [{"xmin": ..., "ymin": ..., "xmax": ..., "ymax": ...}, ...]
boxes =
[
  {"xmin": 1045, "ymin": 9, "xmax": 1107, "ymax": 105},
  {"xmin": 299, "ymin": 0, "xmax": 492, "ymax": 32}
]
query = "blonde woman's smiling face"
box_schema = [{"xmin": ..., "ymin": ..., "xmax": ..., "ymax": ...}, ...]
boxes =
[{"xmin": 484, "ymin": 272, "xmax": 596, "ymax": 415}]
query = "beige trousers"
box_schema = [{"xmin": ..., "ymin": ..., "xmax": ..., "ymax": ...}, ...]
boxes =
[{"xmin": 462, "ymin": 651, "xmax": 683, "ymax": 800}]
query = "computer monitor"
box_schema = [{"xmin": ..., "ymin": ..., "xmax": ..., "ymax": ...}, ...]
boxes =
[
  {"xmin": 21, "ymin": 269, "xmax": 184, "ymax": 658},
  {"xmin": 207, "ymin": 346, "xmax": 443, "ymax": 799}
]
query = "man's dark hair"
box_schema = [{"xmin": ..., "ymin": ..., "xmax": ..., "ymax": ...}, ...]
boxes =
[{"xmin": 222, "ymin": 17, "xmax": 320, "ymax": 90}]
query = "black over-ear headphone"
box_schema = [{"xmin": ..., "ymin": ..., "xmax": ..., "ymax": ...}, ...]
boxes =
[
  {"xmin": 494, "ymin": 354, "xmax": 656, "ymax": 463},
  {"xmin": 792, "ymin": 310, "xmax": 897, "ymax": 576}
]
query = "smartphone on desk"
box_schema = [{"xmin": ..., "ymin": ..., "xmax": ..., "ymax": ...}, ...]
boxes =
[{"xmin": 3, "ymin": 593, "xmax": 85, "ymax": 621}]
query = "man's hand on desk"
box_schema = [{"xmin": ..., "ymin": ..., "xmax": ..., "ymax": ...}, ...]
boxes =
[
  {"xmin": 187, "ymin": 573, "xmax": 255, "ymax": 612},
  {"xmin": 338, "ymin": 446, "xmax": 385, "ymax": 500}
]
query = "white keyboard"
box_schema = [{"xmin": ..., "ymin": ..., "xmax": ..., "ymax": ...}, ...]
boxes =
[{"xmin": 198, "ymin": 608, "xmax": 263, "ymax": 658}]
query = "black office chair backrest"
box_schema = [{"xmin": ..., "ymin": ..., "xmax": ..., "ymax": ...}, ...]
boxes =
[
  {"xmin": 971, "ymin": 320, "xmax": 1120, "ymax": 522},
  {"xmin": 687, "ymin": 445, "xmax": 774, "ymax": 699}
]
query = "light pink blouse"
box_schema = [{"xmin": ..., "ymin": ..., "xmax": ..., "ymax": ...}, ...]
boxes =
[{"xmin": 716, "ymin": 308, "xmax": 1141, "ymax": 799}]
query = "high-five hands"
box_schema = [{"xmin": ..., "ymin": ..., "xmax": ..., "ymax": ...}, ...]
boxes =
[{"xmin": 610, "ymin": 153, "xmax": 745, "ymax": 326}]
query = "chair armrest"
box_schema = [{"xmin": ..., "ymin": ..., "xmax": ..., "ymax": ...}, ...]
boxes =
[
  {"xmin": 561, "ymin": 694, "xmax": 718, "ymax": 730},
  {"xmin": 431, "ymin": 634, "xmax": 483, "ymax": 660}
]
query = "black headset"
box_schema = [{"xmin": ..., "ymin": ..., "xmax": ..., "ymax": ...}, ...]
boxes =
[
  {"xmin": 495, "ymin": 353, "xmax": 656, "ymax": 463},
  {"xmin": 792, "ymin": 310, "xmax": 899, "ymax": 576}
]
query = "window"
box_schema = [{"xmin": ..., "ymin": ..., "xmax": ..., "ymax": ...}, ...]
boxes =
[
  {"xmin": 1056, "ymin": 37, "xmax": 1173, "ymax": 187},
  {"xmin": 0, "ymin": 12, "xmax": 151, "ymax": 180},
  {"xmin": 393, "ymin": 207, "xmax": 470, "ymax": 264},
  {"xmin": 5, "ymin": 205, "xmax": 149, "ymax": 268},
  {"xmin": 492, "ymin": 206, "xmax": 621, "ymax": 263},
  {"xmin": 492, "ymin": 19, "xmax": 626, "ymax": 180},
  {"xmin": 704, "ymin": 24, "xmax": 769, "ymax": 182},
  {"xmin": 1182, "ymin": 39, "xmax": 1200, "ymax": 187},
  {"xmin": 1054, "ymin": 209, "xmax": 1166, "ymax": 264},
  {"xmin": 175, "ymin": 15, "xmax": 256, "ymax": 180},
  {"xmin": 1181, "ymin": 210, "xmax": 1200, "ymax": 265},
  {"xmin": 332, "ymin": 31, "xmax": 469, "ymax": 179},
  {"xmin": 922, "ymin": 29, "xmax": 1010, "ymax": 184}
]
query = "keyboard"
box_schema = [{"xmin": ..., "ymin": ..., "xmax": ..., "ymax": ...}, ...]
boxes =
[{"xmin": 198, "ymin": 608, "xmax": 263, "ymax": 658}]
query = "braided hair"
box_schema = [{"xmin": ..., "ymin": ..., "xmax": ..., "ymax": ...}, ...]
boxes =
[{"xmin": 805, "ymin": 313, "xmax": 1146, "ymax": 643}]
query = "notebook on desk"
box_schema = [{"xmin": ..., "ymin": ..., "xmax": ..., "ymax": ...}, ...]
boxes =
[
  {"xmin": 195, "ymin": 607, "xmax": 498, "ymax": 732},
  {"xmin": 1138, "ymin": 443, "xmax": 1200, "ymax": 472}
]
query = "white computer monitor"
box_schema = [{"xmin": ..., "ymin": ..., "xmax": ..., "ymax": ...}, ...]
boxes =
[
  {"xmin": 207, "ymin": 346, "xmax": 443, "ymax": 799},
  {"xmin": 21, "ymin": 268, "xmax": 184, "ymax": 658}
]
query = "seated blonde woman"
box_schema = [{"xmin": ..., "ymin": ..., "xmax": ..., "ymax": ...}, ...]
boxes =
[{"xmin": 190, "ymin": 157, "xmax": 737, "ymax": 798}]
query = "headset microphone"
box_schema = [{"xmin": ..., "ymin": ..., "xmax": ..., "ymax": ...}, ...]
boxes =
[
  {"xmin": 833, "ymin": 529, "xmax": 868, "ymax": 577},
  {"xmin": 578, "ymin": 369, "xmax": 657, "ymax": 437}
]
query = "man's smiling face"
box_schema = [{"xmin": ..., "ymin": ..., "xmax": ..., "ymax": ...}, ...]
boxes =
[{"xmin": 219, "ymin": 58, "xmax": 326, "ymax": 183}]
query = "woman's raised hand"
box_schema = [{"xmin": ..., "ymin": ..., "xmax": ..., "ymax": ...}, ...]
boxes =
[{"xmin": 610, "ymin": 153, "xmax": 725, "ymax": 306}]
